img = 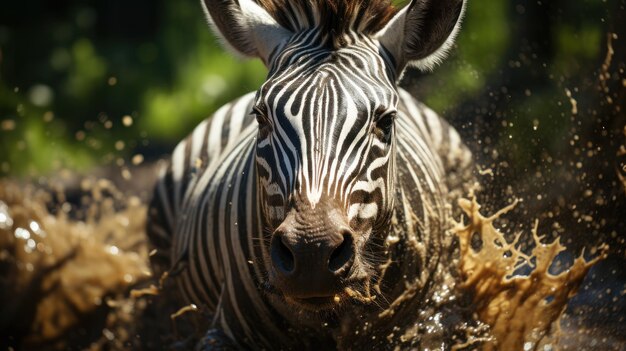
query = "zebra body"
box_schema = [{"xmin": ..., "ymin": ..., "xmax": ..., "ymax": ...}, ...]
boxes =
[
  {"xmin": 147, "ymin": 0, "xmax": 472, "ymax": 349},
  {"xmin": 148, "ymin": 90, "xmax": 471, "ymax": 348}
]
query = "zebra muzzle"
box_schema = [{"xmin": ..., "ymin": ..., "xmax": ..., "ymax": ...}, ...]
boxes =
[{"xmin": 269, "ymin": 216, "xmax": 355, "ymax": 300}]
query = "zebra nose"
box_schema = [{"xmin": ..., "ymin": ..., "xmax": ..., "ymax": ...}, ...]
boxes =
[
  {"xmin": 328, "ymin": 231, "xmax": 354, "ymax": 273},
  {"xmin": 271, "ymin": 233, "xmax": 296, "ymax": 275},
  {"xmin": 270, "ymin": 228, "xmax": 355, "ymax": 296}
]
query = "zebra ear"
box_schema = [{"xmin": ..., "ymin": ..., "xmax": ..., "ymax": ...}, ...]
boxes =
[
  {"xmin": 376, "ymin": 0, "xmax": 466, "ymax": 73},
  {"xmin": 201, "ymin": 0, "xmax": 292, "ymax": 65}
]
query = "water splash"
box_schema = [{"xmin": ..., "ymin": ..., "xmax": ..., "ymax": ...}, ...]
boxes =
[
  {"xmin": 453, "ymin": 194, "xmax": 606, "ymax": 350},
  {"xmin": 0, "ymin": 179, "xmax": 150, "ymax": 349},
  {"xmin": 0, "ymin": 176, "xmax": 616, "ymax": 350}
]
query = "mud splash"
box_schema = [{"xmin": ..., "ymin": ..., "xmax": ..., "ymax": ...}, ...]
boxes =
[
  {"xmin": 0, "ymin": 178, "xmax": 151, "ymax": 349},
  {"xmin": 453, "ymin": 193, "xmax": 606, "ymax": 351},
  {"xmin": 618, "ymin": 125, "xmax": 626, "ymax": 194},
  {"xmin": 0, "ymin": 177, "xmax": 613, "ymax": 350}
]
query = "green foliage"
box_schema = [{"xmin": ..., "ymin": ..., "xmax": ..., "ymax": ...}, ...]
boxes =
[
  {"xmin": 66, "ymin": 38, "xmax": 107, "ymax": 100},
  {"xmin": 0, "ymin": 0, "xmax": 613, "ymax": 176},
  {"xmin": 419, "ymin": 0, "xmax": 509, "ymax": 112},
  {"xmin": 139, "ymin": 0, "xmax": 266, "ymax": 140},
  {"xmin": 0, "ymin": 0, "xmax": 266, "ymax": 176},
  {"xmin": 140, "ymin": 42, "xmax": 266, "ymax": 141},
  {"xmin": 553, "ymin": 25, "xmax": 601, "ymax": 76}
]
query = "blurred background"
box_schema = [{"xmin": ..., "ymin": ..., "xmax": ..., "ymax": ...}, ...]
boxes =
[
  {"xmin": 2, "ymin": 0, "xmax": 624, "ymax": 248},
  {"xmin": 0, "ymin": 0, "xmax": 625, "ymax": 348}
]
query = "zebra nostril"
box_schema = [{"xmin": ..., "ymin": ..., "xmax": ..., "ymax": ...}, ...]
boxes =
[
  {"xmin": 271, "ymin": 234, "xmax": 295, "ymax": 274},
  {"xmin": 328, "ymin": 231, "xmax": 354, "ymax": 273}
]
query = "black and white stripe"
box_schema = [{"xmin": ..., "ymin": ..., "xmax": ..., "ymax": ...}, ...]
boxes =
[{"xmin": 147, "ymin": 1, "xmax": 472, "ymax": 348}]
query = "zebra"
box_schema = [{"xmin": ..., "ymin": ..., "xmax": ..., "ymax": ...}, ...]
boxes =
[{"xmin": 147, "ymin": 0, "xmax": 475, "ymax": 349}]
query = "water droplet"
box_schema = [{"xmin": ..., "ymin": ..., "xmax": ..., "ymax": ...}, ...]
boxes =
[
  {"xmin": 0, "ymin": 201, "xmax": 14, "ymax": 230},
  {"xmin": 25, "ymin": 239, "xmax": 36, "ymax": 253},
  {"xmin": 103, "ymin": 328, "xmax": 115, "ymax": 341},
  {"xmin": 115, "ymin": 140, "xmax": 125, "ymax": 151},
  {"xmin": 132, "ymin": 154, "xmax": 144, "ymax": 165},
  {"xmin": 29, "ymin": 221, "xmax": 46, "ymax": 238},
  {"xmin": 28, "ymin": 84, "xmax": 54, "ymax": 107},
  {"xmin": 121, "ymin": 167, "xmax": 132, "ymax": 180},
  {"xmin": 14, "ymin": 227, "xmax": 30, "ymax": 240},
  {"xmin": 75, "ymin": 130, "xmax": 86, "ymax": 141},
  {"xmin": 1, "ymin": 119, "xmax": 15, "ymax": 131},
  {"xmin": 43, "ymin": 111, "xmax": 54, "ymax": 122},
  {"xmin": 122, "ymin": 115, "xmax": 133, "ymax": 127}
]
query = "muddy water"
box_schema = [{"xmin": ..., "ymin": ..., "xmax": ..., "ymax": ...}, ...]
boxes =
[
  {"xmin": 0, "ymin": 170, "xmax": 620, "ymax": 350},
  {"xmin": 453, "ymin": 194, "xmax": 605, "ymax": 350},
  {"xmin": 0, "ymin": 178, "xmax": 152, "ymax": 349}
]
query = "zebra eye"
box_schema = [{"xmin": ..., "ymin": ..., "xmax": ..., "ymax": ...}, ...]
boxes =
[
  {"xmin": 253, "ymin": 106, "xmax": 272, "ymax": 130},
  {"xmin": 374, "ymin": 112, "xmax": 395, "ymax": 143}
]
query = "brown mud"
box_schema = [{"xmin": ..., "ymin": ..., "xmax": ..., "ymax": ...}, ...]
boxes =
[
  {"xmin": 1, "ymin": 171, "xmax": 622, "ymax": 350},
  {"xmin": 0, "ymin": 177, "xmax": 150, "ymax": 349},
  {"xmin": 453, "ymin": 194, "xmax": 606, "ymax": 350}
]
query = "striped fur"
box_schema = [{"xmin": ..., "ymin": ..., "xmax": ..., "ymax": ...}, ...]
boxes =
[{"xmin": 147, "ymin": 6, "xmax": 473, "ymax": 350}]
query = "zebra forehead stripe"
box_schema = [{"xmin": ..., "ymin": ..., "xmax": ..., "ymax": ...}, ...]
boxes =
[{"xmin": 259, "ymin": 30, "xmax": 400, "ymax": 208}]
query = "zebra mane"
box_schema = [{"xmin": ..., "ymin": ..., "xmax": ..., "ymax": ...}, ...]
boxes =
[{"xmin": 257, "ymin": 0, "xmax": 398, "ymax": 40}]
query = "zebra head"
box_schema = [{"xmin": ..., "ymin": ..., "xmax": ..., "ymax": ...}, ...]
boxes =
[{"xmin": 202, "ymin": 0, "xmax": 465, "ymax": 311}]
